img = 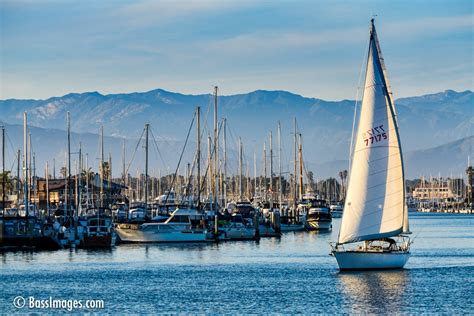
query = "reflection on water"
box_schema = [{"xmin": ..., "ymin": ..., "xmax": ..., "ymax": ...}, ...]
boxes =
[
  {"xmin": 338, "ymin": 270, "xmax": 408, "ymax": 314},
  {"xmin": 0, "ymin": 214, "xmax": 473, "ymax": 313}
]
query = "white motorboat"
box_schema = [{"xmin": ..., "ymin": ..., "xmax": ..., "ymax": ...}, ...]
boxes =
[
  {"xmin": 115, "ymin": 208, "xmax": 211, "ymax": 243},
  {"xmin": 217, "ymin": 213, "xmax": 256, "ymax": 240},
  {"xmin": 331, "ymin": 19, "xmax": 412, "ymax": 270}
]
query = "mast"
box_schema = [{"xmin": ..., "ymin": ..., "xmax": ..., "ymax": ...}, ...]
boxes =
[
  {"xmin": 100, "ymin": 126, "xmax": 104, "ymax": 208},
  {"xmin": 17, "ymin": 149, "xmax": 20, "ymax": 199},
  {"xmin": 196, "ymin": 107, "xmax": 201, "ymax": 208},
  {"xmin": 246, "ymin": 161, "xmax": 250, "ymax": 199},
  {"xmin": 145, "ymin": 123, "xmax": 149, "ymax": 216},
  {"xmin": 28, "ymin": 131, "xmax": 31, "ymax": 209},
  {"xmin": 108, "ymin": 152, "xmax": 112, "ymax": 208},
  {"xmin": 298, "ymin": 133, "xmax": 303, "ymax": 199},
  {"xmin": 67, "ymin": 111, "xmax": 71, "ymax": 218},
  {"xmin": 85, "ymin": 153, "xmax": 89, "ymax": 208},
  {"xmin": 213, "ymin": 86, "xmax": 218, "ymax": 208},
  {"xmin": 33, "ymin": 153, "xmax": 37, "ymax": 212},
  {"xmin": 207, "ymin": 135, "xmax": 212, "ymax": 201},
  {"xmin": 269, "ymin": 131, "xmax": 273, "ymax": 206},
  {"xmin": 74, "ymin": 160, "xmax": 78, "ymax": 211},
  {"xmin": 64, "ymin": 152, "xmax": 67, "ymax": 219},
  {"xmin": 293, "ymin": 117, "xmax": 297, "ymax": 206},
  {"xmin": 122, "ymin": 139, "xmax": 126, "ymax": 186},
  {"xmin": 23, "ymin": 112, "xmax": 29, "ymax": 217},
  {"xmin": 2, "ymin": 126, "xmax": 5, "ymax": 214},
  {"xmin": 263, "ymin": 142, "xmax": 267, "ymax": 201},
  {"xmin": 254, "ymin": 151, "xmax": 257, "ymax": 199},
  {"xmin": 45, "ymin": 162, "xmax": 50, "ymax": 217},
  {"xmin": 78, "ymin": 143, "xmax": 82, "ymax": 215},
  {"xmin": 223, "ymin": 117, "xmax": 227, "ymax": 208},
  {"xmin": 278, "ymin": 121, "xmax": 282, "ymax": 208},
  {"xmin": 239, "ymin": 137, "xmax": 243, "ymax": 200}
]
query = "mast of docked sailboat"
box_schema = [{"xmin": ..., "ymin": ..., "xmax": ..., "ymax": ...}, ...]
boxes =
[
  {"xmin": 254, "ymin": 151, "xmax": 257, "ymax": 199},
  {"xmin": 196, "ymin": 106, "xmax": 201, "ymax": 209},
  {"xmin": 78, "ymin": 142, "xmax": 82, "ymax": 215},
  {"xmin": 145, "ymin": 123, "xmax": 149, "ymax": 217},
  {"xmin": 23, "ymin": 113, "xmax": 29, "ymax": 217},
  {"xmin": 16, "ymin": 149, "xmax": 20, "ymax": 200},
  {"xmin": 223, "ymin": 117, "xmax": 227, "ymax": 208},
  {"xmin": 45, "ymin": 162, "xmax": 50, "ymax": 217},
  {"xmin": 2, "ymin": 126, "xmax": 5, "ymax": 215},
  {"xmin": 278, "ymin": 121, "xmax": 282, "ymax": 208},
  {"xmin": 263, "ymin": 142, "xmax": 267, "ymax": 201},
  {"xmin": 239, "ymin": 137, "xmax": 243, "ymax": 201},
  {"xmin": 298, "ymin": 133, "xmax": 303, "ymax": 199},
  {"xmin": 293, "ymin": 117, "xmax": 297, "ymax": 207},
  {"xmin": 213, "ymin": 86, "xmax": 218, "ymax": 208},
  {"xmin": 67, "ymin": 111, "xmax": 72, "ymax": 218},
  {"xmin": 108, "ymin": 153, "xmax": 112, "ymax": 209},
  {"xmin": 100, "ymin": 126, "xmax": 104, "ymax": 208},
  {"xmin": 269, "ymin": 131, "xmax": 273, "ymax": 207}
]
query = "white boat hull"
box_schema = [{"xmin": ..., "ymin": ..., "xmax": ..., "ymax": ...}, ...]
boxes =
[
  {"xmin": 333, "ymin": 250, "xmax": 410, "ymax": 270},
  {"xmin": 331, "ymin": 210, "xmax": 343, "ymax": 218},
  {"xmin": 116, "ymin": 228, "xmax": 210, "ymax": 243}
]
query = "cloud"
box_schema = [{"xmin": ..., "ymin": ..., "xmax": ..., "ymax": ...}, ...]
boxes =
[
  {"xmin": 111, "ymin": 0, "xmax": 255, "ymax": 28},
  {"xmin": 204, "ymin": 27, "xmax": 367, "ymax": 57},
  {"xmin": 382, "ymin": 14, "xmax": 473, "ymax": 40}
]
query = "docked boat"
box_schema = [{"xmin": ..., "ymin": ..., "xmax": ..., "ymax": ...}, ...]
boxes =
[
  {"xmin": 300, "ymin": 197, "xmax": 332, "ymax": 231},
  {"xmin": 216, "ymin": 213, "xmax": 257, "ymax": 241},
  {"xmin": 331, "ymin": 19, "xmax": 412, "ymax": 270},
  {"xmin": 329, "ymin": 203, "xmax": 343, "ymax": 218},
  {"xmin": 115, "ymin": 208, "xmax": 210, "ymax": 243},
  {"xmin": 0, "ymin": 214, "xmax": 62, "ymax": 250},
  {"xmin": 79, "ymin": 209, "xmax": 116, "ymax": 248}
]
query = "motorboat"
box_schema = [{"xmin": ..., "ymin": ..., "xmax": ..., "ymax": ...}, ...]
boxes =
[{"xmin": 115, "ymin": 208, "xmax": 210, "ymax": 243}]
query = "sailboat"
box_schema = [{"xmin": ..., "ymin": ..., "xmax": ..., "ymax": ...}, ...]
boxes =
[{"xmin": 331, "ymin": 19, "xmax": 412, "ymax": 270}]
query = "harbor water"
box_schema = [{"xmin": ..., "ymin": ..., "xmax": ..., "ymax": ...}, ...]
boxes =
[{"xmin": 1, "ymin": 213, "xmax": 473, "ymax": 314}]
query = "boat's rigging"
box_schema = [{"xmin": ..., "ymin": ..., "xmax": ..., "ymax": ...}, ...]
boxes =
[
  {"xmin": 148, "ymin": 126, "xmax": 169, "ymax": 171},
  {"xmin": 124, "ymin": 127, "xmax": 146, "ymax": 178},
  {"xmin": 163, "ymin": 111, "xmax": 196, "ymax": 206}
]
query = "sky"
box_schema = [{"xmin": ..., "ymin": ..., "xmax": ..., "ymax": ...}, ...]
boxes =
[{"xmin": 0, "ymin": 0, "xmax": 472, "ymax": 100}]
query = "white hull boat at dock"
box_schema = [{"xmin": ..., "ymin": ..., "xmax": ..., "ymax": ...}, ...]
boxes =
[{"xmin": 115, "ymin": 208, "xmax": 212, "ymax": 243}]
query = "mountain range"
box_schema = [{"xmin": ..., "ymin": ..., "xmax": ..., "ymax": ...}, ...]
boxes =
[{"xmin": 0, "ymin": 88, "xmax": 472, "ymax": 179}]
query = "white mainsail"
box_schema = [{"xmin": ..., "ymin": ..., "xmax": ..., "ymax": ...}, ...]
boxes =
[{"xmin": 338, "ymin": 21, "xmax": 406, "ymax": 244}]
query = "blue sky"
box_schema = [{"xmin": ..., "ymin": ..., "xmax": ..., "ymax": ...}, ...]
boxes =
[{"xmin": 1, "ymin": 0, "xmax": 472, "ymax": 100}]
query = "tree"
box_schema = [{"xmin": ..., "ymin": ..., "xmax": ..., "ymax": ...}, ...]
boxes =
[{"xmin": 0, "ymin": 171, "xmax": 12, "ymax": 196}]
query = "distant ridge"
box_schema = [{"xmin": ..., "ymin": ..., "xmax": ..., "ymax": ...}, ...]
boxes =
[{"xmin": 0, "ymin": 88, "xmax": 472, "ymax": 179}]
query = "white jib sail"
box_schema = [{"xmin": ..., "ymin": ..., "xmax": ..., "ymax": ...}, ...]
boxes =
[{"xmin": 339, "ymin": 22, "xmax": 406, "ymax": 244}]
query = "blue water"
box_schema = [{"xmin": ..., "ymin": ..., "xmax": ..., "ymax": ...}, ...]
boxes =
[{"xmin": 1, "ymin": 213, "xmax": 473, "ymax": 313}]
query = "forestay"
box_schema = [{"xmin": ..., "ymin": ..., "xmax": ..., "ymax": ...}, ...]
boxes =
[{"xmin": 338, "ymin": 22, "xmax": 406, "ymax": 244}]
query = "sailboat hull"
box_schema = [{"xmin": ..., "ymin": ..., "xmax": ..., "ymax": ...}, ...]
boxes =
[{"xmin": 333, "ymin": 250, "xmax": 410, "ymax": 270}]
